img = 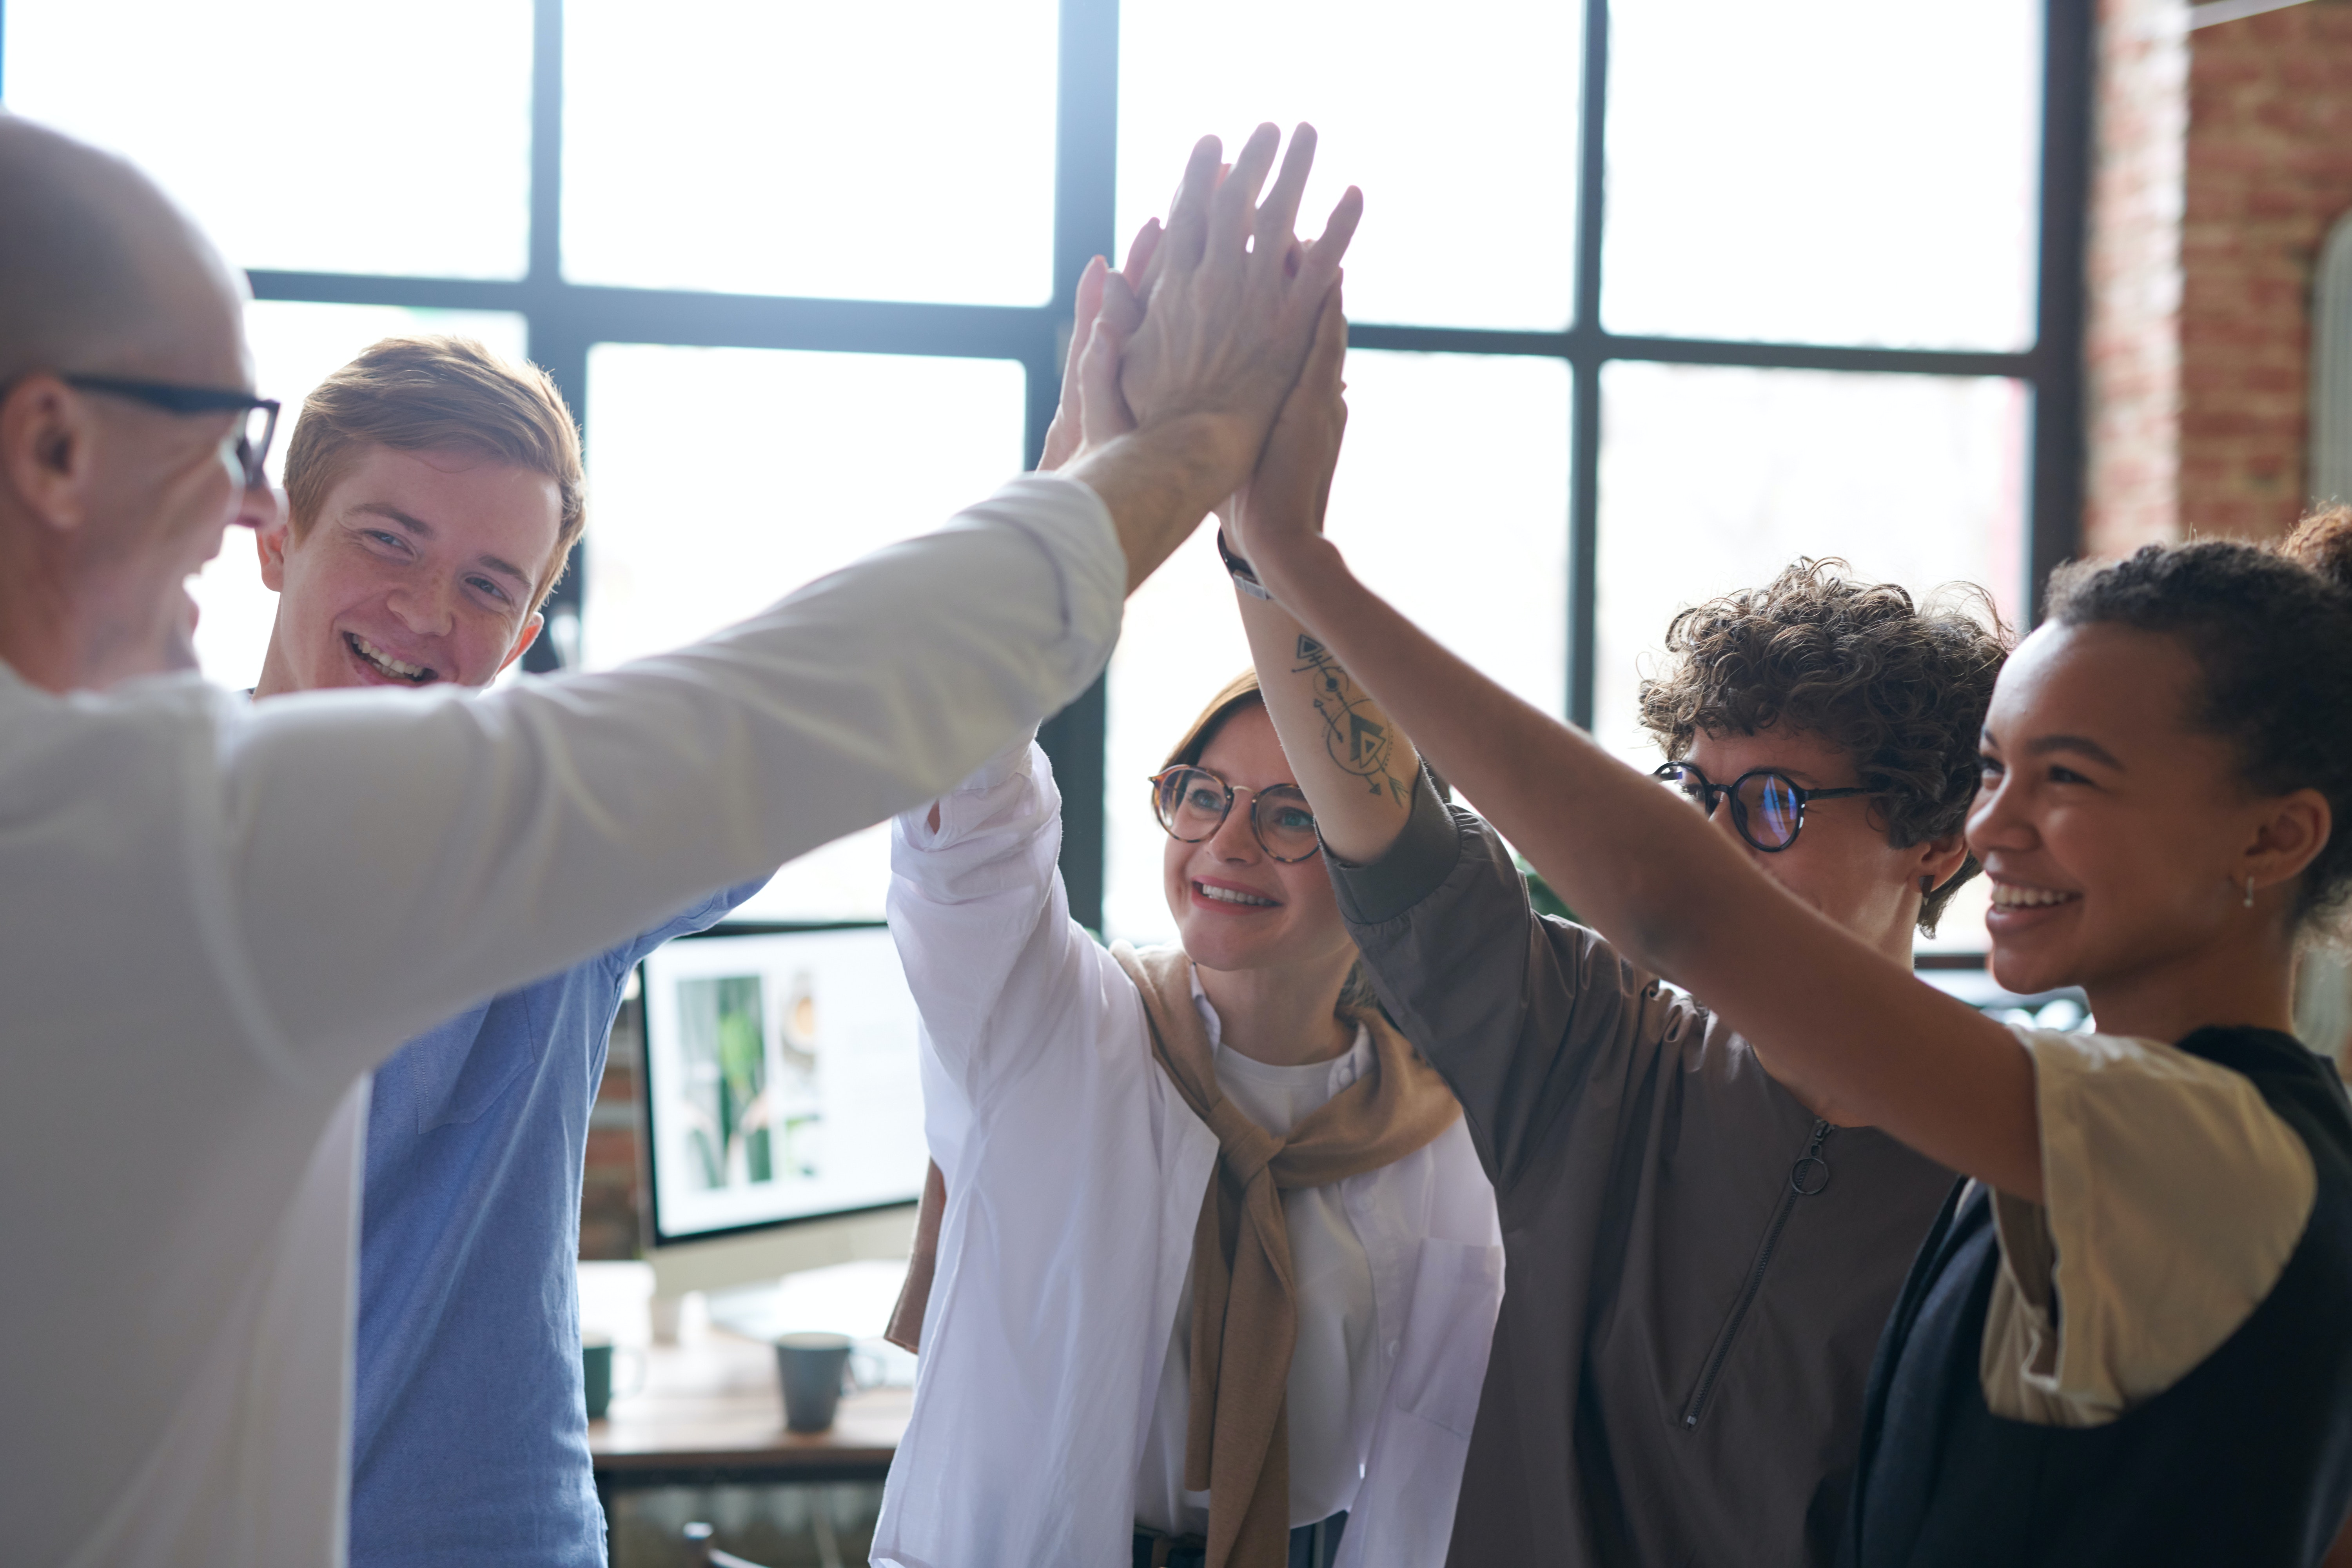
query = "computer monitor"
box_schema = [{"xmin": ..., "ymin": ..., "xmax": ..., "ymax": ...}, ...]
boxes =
[{"xmin": 638, "ymin": 922, "xmax": 927, "ymax": 1246}]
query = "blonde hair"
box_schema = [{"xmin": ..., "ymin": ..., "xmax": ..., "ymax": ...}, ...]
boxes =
[{"xmin": 282, "ymin": 335, "xmax": 585, "ymax": 613}]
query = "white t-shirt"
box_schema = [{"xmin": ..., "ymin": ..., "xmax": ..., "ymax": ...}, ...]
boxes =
[
  {"xmin": 1133, "ymin": 984, "xmax": 1381, "ymax": 1534},
  {"xmin": 0, "ymin": 475, "xmax": 1123, "ymax": 1568}
]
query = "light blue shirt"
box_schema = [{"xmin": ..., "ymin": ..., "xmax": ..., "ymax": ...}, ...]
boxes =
[{"xmin": 348, "ymin": 880, "xmax": 764, "ymax": 1566}]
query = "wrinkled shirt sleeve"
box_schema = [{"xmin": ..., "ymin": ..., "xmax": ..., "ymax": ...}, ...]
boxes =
[{"xmin": 887, "ymin": 738, "xmax": 1107, "ymax": 1110}]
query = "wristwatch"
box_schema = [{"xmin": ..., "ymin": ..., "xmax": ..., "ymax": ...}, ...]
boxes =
[{"xmin": 1216, "ymin": 528, "xmax": 1273, "ymax": 601}]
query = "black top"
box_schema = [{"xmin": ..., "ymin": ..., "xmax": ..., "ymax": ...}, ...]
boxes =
[{"xmin": 1847, "ymin": 1026, "xmax": 2352, "ymax": 1568}]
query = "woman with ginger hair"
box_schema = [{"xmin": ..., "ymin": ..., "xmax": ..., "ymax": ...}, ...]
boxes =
[{"xmin": 868, "ymin": 278, "xmax": 1498, "ymax": 1568}]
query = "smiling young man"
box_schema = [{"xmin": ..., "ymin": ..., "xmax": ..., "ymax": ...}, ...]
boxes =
[
  {"xmin": 1241, "ymin": 547, "xmax": 2005, "ymax": 1566},
  {"xmin": 255, "ymin": 343, "xmax": 577, "ymax": 695},
  {"xmin": 250, "ymin": 336, "xmax": 772, "ymax": 1567}
]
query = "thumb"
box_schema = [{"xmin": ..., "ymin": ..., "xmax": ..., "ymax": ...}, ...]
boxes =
[
  {"xmin": 1302, "ymin": 283, "xmax": 1347, "ymax": 399},
  {"xmin": 1078, "ymin": 286, "xmax": 1140, "ymax": 445},
  {"xmin": 1097, "ymin": 270, "xmax": 1145, "ymax": 338}
]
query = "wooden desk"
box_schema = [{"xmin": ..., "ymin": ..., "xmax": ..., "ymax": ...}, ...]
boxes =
[{"xmin": 590, "ymin": 1328, "xmax": 908, "ymax": 1495}]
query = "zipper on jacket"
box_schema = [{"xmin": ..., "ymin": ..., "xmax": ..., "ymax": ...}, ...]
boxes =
[{"xmin": 1680, "ymin": 1118, "xmax": 1834, "ymax": 1430}]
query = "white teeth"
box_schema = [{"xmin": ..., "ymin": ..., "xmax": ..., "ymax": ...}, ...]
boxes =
[
  {"xmin": 1991, "ymin": 883, "xmax": 2076, "ymax": 909},
  {"xmin": 1198, "ymin": 883, "xmax": 1276, "ymax": 907},
  {"xmin": 349, "ymin": 633, "xmax": 429, "ymax": 682}
]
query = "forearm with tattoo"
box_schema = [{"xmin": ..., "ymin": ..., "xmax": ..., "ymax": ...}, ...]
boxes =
[{"xmin": 1292, "ymin": 633, "xmax": 1411, "ymax": 806}]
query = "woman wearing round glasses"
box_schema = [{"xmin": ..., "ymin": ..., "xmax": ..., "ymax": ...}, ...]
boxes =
[{"xmin": 873, "ymin": 661, "xmax": 1499, "ymax": 1568}]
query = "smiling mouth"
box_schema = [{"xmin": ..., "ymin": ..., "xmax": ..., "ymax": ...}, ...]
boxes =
[
  {"xmin": 1194, "ymin": 881, "xmax": 1277, "ymax": 909},
  {"xmin": 1989, "ymin": 881, "xmax": 2080, "ymax": 910},
  {"xmin": 346, "ymin": 631, "xmax": 437, "ymax": 685}
]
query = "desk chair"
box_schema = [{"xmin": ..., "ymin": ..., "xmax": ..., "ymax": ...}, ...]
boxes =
[{"xmin": 683, "ymin": 1516, "xmax": 847, "ymax": 1568}]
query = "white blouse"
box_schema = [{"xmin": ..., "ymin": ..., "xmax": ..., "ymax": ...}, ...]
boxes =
[
  {"xmin": 873, "ymin": 740, "xmax": 1505, "ymax": 1568},
  {"xmin": 1133, "ymin": 993, "xmax": 1382, "ymax": 1533}
]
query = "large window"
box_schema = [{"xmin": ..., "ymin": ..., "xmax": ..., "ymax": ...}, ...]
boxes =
[{"xmin": 0, "ymin": 0, "xmax": 2088, "ymax": 947}]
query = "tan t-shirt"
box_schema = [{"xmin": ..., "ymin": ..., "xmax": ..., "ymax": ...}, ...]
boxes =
[{"xmin": 1980, "ymin": 1027, "xmax": 2318, "ymax": 1427}]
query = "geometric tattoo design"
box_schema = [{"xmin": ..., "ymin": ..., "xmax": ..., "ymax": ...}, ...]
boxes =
[{"xmin": 1295, "ymin": 633, "xmax": 1410, "ymax": 805}]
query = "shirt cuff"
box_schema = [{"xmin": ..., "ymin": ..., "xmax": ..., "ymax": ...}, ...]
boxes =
[
  {"xmin": 1328, "ymin": 765, "xmax": 1464, "ymax": 927},
  {"xmin": 897, "ymin": 736, "xmax": 1040, "ymax": 849}
]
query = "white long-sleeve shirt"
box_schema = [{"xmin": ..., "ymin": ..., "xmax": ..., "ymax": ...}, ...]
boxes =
[
  {"xmin": 872, "ymin": 740, "xmax": 1503, "ymax": 1568},
  {"xmin": 0, "ymin": 475, "xmax": 1124, "ymax": 1568}
]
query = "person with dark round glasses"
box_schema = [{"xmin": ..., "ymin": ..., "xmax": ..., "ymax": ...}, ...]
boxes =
[
  {"xmin": 1651, "ymin": 760, "xmax": 1871, "ymax": 853},
  {"xmin": 1215, "ymin": 289, "xmax": 2011, "ymax": 1568}
]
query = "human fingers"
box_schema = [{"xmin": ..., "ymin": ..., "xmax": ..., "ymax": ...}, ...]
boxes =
[
  {"xmin": 1120, "ymin": 218, "xmax": 1162, "ymax": 296},
  {"xmin": 1299, "ymin": 289, "xmax": 1349, "ymax": 531},
  {"xmin": 1068, "ymin": 254, "xmax": 1106, "ymax": 372},
  {"xmin": 1157, "ymin": 135, "xmax": 1225, "ymax": 280},
  {"xmin": 1096, "ymin": 268, "xmax": 1145, "ymax": 339},
  {"xmin": 1236, "ymin": 285, "xmax": 1349, "ymax": 555},
  {"xmin": 1300, "ymin": 283, "xmax": 1347, "ymax": 404},
  {"xmin": 1038, "ymin": 256, "xmax": 1107, "ymax": 472},
  {"xmin": 1205, "ymin": 123, "xmax": 1282, "ymax": 269},
  {"xmin": 1078, "ymin": 274, "xmax": 1142, "ymax": 446},
  {"xmin": 1252, "ymin": 123, "xmax": 1318, "ymax": 263},
  {"xmin": 1296, "ymin": 186, "xmax": 1365, "ymax": 294}
]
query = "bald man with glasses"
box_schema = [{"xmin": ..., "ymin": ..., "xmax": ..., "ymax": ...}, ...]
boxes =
[{"xmin": 0, "ymin": 111, "xmax": 1360, "ymax": 1567}]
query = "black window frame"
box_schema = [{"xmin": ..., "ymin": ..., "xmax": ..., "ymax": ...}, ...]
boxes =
[{"xmin": 0, "ymin": 0, "xmax": 2091, "ymax": 933}]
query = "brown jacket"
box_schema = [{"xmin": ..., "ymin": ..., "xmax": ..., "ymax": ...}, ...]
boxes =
[{"xmin": 1332, "ymin": 778, "xmax": 1955, "ymax": 1568}]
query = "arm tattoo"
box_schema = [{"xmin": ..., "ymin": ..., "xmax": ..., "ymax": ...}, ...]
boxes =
[{"xmin": 1294, "ymin": 633, "xmax": 1412, "ymax": 806}]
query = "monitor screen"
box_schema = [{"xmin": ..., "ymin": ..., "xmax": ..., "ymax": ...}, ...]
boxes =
[{"xmin": 639, "ymin": 922, "xmax": 927, "ymax": 1245}]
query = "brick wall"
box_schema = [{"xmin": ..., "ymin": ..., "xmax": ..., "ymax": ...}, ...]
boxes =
[
  {"xmin": 2087, "ymin": 0, "xmax": 2352, "ymax": 552},
  {"xmin": 2181, "ymin": 0, "xmax": 2352, "ymax": 540},
  {"xmin": 581, "ymin": 992, "xmax": 648, "ymax": 1260},
  {"xmin": 2084, "ymin": 0, "xmax": 2188, "ymax": 556}
]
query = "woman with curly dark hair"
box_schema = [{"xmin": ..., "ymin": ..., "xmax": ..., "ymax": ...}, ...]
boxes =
[
  {"xmin": 1229, "ymin": 326, "xmax": 2012, "ymax": 1567},
  {"xmin": 1230, "ymin": 304, "xmax": 2352, "ymax": 1566}
]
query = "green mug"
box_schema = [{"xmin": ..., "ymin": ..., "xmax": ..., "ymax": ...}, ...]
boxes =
[{"xmin": 582, "ymin": 1333, "xmax": 643, "ymax": 1420}]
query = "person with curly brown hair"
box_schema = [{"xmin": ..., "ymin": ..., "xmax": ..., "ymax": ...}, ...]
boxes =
[{"xmin": 1219, "ymin": 312, "xmax": 2009, "ymax": 1566}]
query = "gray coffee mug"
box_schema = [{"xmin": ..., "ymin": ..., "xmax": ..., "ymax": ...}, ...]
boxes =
[{"xmin": 775, "ymin": 1332, "xmax": 864, "ymax": 1432}]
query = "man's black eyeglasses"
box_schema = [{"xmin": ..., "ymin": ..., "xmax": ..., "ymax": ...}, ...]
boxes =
[
  {"xmin": 1653, "ymin": 761, "xmax": 1870, "ymax": 853},
  {"xmin": 63, "ymin": 374, "xmax": 279, "ymax": 489}
]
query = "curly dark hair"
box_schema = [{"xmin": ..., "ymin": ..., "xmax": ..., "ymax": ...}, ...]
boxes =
[
  {"xmin": 1637, "ymin": 560, "xmax": 2012, "ymax": 934},
  {"xmin": 2045, "ymin": 506, "xmax": 2352, "ymax": 932}
]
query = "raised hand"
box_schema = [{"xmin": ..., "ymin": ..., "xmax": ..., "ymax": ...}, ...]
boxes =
[
  {"xmin": 1221, "ymin": 285, "xmax": 1348, "ymax": 573},
  {"xmin": 1062, "ymin": 124, "xmax": 1359, "ymax": 594},
  {"xmin": 1113, "ymin": 123, "xmax": 1361, "ymax": 499}
]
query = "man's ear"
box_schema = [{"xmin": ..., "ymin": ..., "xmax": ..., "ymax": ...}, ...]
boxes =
[
  {"xmin": 497, "ymin": 612, "xmax": 544, "ymax": 677},
  {"xmin": 1916, "ymin": 829, "xmax": 1971, "ymax": 895},
  {"xmin": 255, "ymin": 510, "xmax": 293, "ymax": 591},
  {"xmin": 0, "ymin": 375, "xmax": 99, "ymax": 534}
]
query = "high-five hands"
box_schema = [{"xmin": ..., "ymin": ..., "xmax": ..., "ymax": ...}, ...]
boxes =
[
  {"xmin": 1116, "ymin": 124, "xmax": 1360, "ymax": 498},
  {"xmin": 1050, "ymin": 123, "xmax": 1358, "ymax": 593}
]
